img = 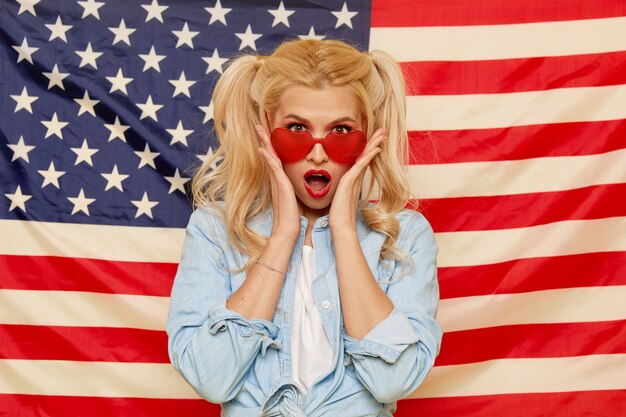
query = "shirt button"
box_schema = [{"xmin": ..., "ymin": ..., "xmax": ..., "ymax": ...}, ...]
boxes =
[
  {"xmin": 321, "ymin": 300, "xmax": 330, "ymax": 309},
  {"xmin": 320, "ymin": 219, "xmax": 328, "ymax": 227}
]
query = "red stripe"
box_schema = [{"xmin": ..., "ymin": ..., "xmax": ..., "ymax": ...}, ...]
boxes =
[
  {"xmin": 0, "ymin": 325, "xmax": 169, "ymax": 363},
  {"xmin": 0, "ymin": 255, "xmax": 177, "ymax": 296},
  {"xmin": 401, "ymin": 52, "xmax": 626, "ymax": 95},
  {"xmin": 0, "ymin": 394, "xmax": 218, "ymax": 417},
  {"xmin": 2, "ymin": 391, "xmax": 623, "ymax": 417},
  {"xmin": 409, "ymin": 120, "xmax": 626, "ymax": 164},
  {"xmin": 418, "ymin": 184, "xmax": 626, "ymax": 233},
  {"xmin": 437, "ymin": 321, "xmax": 626, "ymax": 366},
  {"xmin": 438, "ymin": 252, "xmax": 626, "ymax": 299},
  {"xmin": 395, "ymin": 390, "xmax": 626, "ymax": 417},
  {"xmin": 372, "ymin": 0, "xmax": 626, "ymax": 27}
]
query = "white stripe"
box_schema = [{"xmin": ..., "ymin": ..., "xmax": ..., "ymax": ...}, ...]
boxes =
[
  {"xmin": 3, "ymin": 284, "xmax": 625, "ymax": 333},
  {"xmin": 0, "ymin": 359, "xmax": 199, "ymax": 398},
  {"xmin": 2, "ymin": 217, "xmax": 624, "ymax": 271},
  {"xmin": 0, "ymin": 290, "xmax": 167, "ymax": 331},
  {"xmin": 438, "ymin": 286, "xmax": 626, "ymax": 332},
  {"xmin": 411, "ymin": 354, "xmax": 626, "ymax": 399},
  {"xmin": 2, "ymin": 355, "xmax": 624, "ymax": 399},
  {"xmin": 406, "ymin": 84, "xmax": 626, "ymax": 131},
  {"xmin": 0, "ymin": 218, "xmax": 185, "ymax": 263},
  {"xmin": 436, "ymin": 216, "xmax": 626, "ymax": 268},
  {"xmin": 370, "ymin": 16, "xmax": 626, "ymax": 61},
  {"xmin": 408, "ymin": 148, "xmax": 626, "ymax": 199}
]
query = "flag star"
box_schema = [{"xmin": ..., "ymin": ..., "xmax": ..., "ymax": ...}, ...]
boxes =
[
  {"xmin": 101, "ymin": 164, "xmax": 129, "ymax": 191},
  {"xmin": 205, "ymin": 0, "xmax": 231, "ymax": 25},
  {"xmin": 109, "ymin": 19, "xmax": 136, "ymax": 46},
  {"xmin": 71, "ymin": 139, "xmax": 99, "ymax": 166},
  {"xmin": 76, "ymin": 42, "xmax": 103, "ymax": 69},
  {"xmin": 74, "ymin": 90, "xmax": 99, "ymax": 117},
  {"xmin": 67, "ymin": 188, "xmax": 95, "ymax": 216},
  {"xmin": 167, "ymin": 121, "xmax": 193, "ymax": 146},
  {"xmin": 202, "ymin": 49, "xmax": 228, "ymax": 74},
  {"xmin": 235, "ymin": 25, "xmax": 262, "ymax": 51},
  {"xmin": 134, "ymin": 143, "xmax": 160, "ymax": 169},
  {"xmin": 5, "ymin": 186, "xmax": 32, "ymax": 212},
  {"xmin": 198, "ymin": 102, "xmax": 213, "ymax": 123},
  {"xmin": 106, "ymin": 68, "xmax": 133, "ymax": 95},
  {"xmin": 16, "ymin": 0, "xmax": 41, "ymax": 16},
  {"xmin": 131, "ymin": 192, "xmax": 159, "ymax": 219},
  {"xmin": 172, "ymin": 22, "xmax": 199, "ymax": 48},
  {"xmin": 168, "ymin": 71, "xmax": 196, "ymax": 98},
  {"xmin": 42, "ymin": 64, "xmax": 70, "ymax": 90},
  {"xmin": 10, "ymin": 87, "xmax": 38, "ymax": 114},
  {"xmin": 139, "ymin": 46, "xmax": 166, "ymax": 72},
  {"xmin": 37, "ymin": 161, "xmax": 66, "ymax": 189},
  {"xmin": 45, "ymin": 15, "xmax": 72, "ymax": 42},
  {"xmin": 164, "ymin": 169, "xmax": 190, "ymax": 194},
  {"xmin": 12, "ymin": 38, "xmax": 39, "ymax": 64},
  {"xmin": 331, "ymin": 2, "xmax": 358, "ymax": 29},
  {"xmin": 41, "ymin": 112, "xmax": 68, "ymax": 140},
  {"xmin": 137, "ymin": 95, "xmax": 163, "ymax": 121},
  {"xmin": 298, "ymin": 26, "xmax": 325, "ymax": 40},
  {"xmin": 268, "ymin": 1, "xmax": 295, "ymax": 28},
  {"xmin": 77, "ymin": 0, "xmax": 105, "ymax": 19},
  {"xmin": 197, "ymin": 147, "xmax": 222, "ymax": 170},
  {"xmin": 8, "ymin": 136, "xmax": 35, "ymax": 163},
  {"xmin": 142, "ymin": 0, "xmax": 168, "ymax": 23},
  {"xmin": 104, "ymin": 116, "xmax": 130, "ymax": 142}
]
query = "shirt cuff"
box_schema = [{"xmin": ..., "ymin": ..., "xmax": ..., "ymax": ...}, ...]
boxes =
[
  {"xmin": 344, "ymin": 309, "xmax": 419, "ymax": 365},
  {"xmin": 207, "ymin": 301, "xmax": 282, "ymax": 356}
]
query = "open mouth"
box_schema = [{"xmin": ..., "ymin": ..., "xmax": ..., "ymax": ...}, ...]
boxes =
[{"xmin": 304, "ymin": 170, "xmax": 331, "ymax": 198}]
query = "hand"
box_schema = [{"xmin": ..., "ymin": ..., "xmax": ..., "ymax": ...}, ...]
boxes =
[
  {"xmin": 329, "ymin": 128, "xmax": 385, "ymax": 232},
  {"xmin": 256, "ymin": 125, "xmax": 301, "ymax": 240}
]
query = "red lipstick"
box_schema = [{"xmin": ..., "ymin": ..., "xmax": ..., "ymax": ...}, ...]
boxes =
[{"xmin": 303, "ymin": 169, "xmax": 331, "ymax": 198}]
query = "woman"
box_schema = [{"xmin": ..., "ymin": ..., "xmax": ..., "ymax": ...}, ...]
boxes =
[{"xmin": 166, "ymin": 38, "xmax": 442, "ymax": 417}]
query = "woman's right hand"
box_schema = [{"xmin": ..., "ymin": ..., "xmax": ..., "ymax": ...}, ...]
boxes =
[{"xmin": 255, "ymin": 124, "xmax": 301, "ymax": 241}]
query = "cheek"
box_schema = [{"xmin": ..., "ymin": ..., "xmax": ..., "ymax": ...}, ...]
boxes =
[
  {"xmin": 282, "ymin": 164, "xmax": 303, "ymax": 186},
  {"xmin": 332, "ymin": 166, "xmax": 351, "ymax": 183}
]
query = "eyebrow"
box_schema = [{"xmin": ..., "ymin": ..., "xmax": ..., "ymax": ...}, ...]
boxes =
[{"xmin": 281, "ymin": 114, "xmax": 358, "ymax": 126}]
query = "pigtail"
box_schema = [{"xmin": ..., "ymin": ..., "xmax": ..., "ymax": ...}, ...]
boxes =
[
  {"xmin": 361, "ymin": 50, "xmax": 413, "ymax": 261},
  {"xmin": 192, "ymin": 55, "xmax": 270, "ymax": 261}
]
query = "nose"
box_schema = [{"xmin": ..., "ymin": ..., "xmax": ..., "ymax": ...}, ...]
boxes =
[{"xmin": 306, "ymin": 142, "xmax": 329, "ymax": 164}]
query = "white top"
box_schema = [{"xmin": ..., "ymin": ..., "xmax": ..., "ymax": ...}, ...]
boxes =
[{"xmin": 291, "ymin": 245, "xmax": 335, "ymax": 394}]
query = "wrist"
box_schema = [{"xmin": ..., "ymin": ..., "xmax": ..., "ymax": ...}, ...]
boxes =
[
  {"xmin": 269, "ymin": 228, "xmax": 299, "ymax": 245},
  {"xmin": 330, "ymin": 222, "xmax": 358, "ymax": 239}
]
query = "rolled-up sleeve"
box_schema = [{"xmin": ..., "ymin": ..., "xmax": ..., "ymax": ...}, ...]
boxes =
[
  {"xmin": 343, "ymin": 212, "xmax": 443, "ymax": 404},
  {"xmin": 166, "ymin": 209, "xmax": 281, "ymax": 404}
]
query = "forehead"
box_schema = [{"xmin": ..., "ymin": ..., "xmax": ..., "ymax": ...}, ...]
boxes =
[{"xmin": 274, "ymin": 85, "xmax": 362, "ymax": 122}]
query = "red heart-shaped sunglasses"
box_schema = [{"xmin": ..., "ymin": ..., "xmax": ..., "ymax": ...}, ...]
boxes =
[{"xmin": 270, "ymin": 128, "xmax": 367, "ymax": 165}]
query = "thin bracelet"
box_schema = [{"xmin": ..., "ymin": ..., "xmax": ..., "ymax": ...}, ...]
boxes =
[{"xmin": 254, "ymin": 259, "xmax": 286, "ymax": 277}]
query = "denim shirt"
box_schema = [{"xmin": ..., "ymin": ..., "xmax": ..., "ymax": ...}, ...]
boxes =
[{"xmin": 166, "ymin": 205, "xmax": 442, "ymax": 417}]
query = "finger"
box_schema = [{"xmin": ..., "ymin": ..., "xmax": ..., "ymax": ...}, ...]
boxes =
[
  {"xmin": 357, "ymin": 127, "xmax": 384, "ymax": 160},
  {"xmin": 255, "ymin": 124, "xmax": 280, "ymax": 158},
  {"xmin": 363, "ymin": 128, "xmax": 386, "ymax": 153},
  {"xmin": 352, "ymin": 147, "xmax": 381, "ymax": 172},
  {"xmin": 258, "ymin": 147, "xmax": 283, "ymax": 173}
]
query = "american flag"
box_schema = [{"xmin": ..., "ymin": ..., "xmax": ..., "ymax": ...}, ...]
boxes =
[{"xmin": 1, "ymin": 0, "xmax": 625, "ymax": 415}]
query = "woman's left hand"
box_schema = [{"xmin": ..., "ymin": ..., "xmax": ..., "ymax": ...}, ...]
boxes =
[{"xmin": 329, "ymin": 128, "xmax": 385, "ymax": 232}]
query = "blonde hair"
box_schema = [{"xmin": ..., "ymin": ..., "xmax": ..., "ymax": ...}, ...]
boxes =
[{"xmin": 192, "ymin": 39, "xmax": 412, "ymax": 268}]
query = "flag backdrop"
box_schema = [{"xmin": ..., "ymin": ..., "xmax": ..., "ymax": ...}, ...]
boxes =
[{"xmin": 1, "ymin": 0, "xmax": 625, "ymax": 415}]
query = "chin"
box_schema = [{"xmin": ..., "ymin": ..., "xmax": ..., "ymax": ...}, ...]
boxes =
[{"xmin": 296, "ymin": 192, "xmax": 334, "ymax": 213}]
